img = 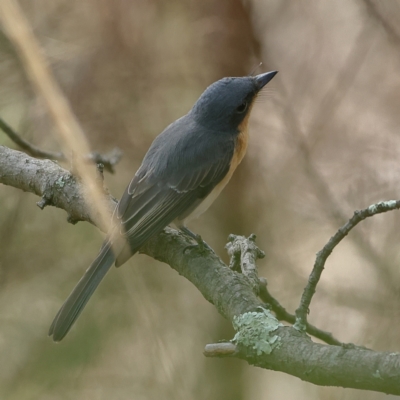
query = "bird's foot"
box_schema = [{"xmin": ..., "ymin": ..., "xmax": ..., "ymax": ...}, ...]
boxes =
[{"xmin": 181, "ymin": 227, "xmax": 214, "ymax": 254}]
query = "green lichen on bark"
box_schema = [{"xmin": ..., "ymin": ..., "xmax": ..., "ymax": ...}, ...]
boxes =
[{"xmin": 232, "ymin": 307, "xmax": 283, "ymax": 355}]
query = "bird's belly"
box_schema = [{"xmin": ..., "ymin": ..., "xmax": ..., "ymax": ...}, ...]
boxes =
[{"xmin": 183, "ymin": 125, "xmax": 249, "ymax": 224}]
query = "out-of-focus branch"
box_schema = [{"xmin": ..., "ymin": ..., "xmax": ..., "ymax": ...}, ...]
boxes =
[
  {"xmin": 1, "ymin": 144, "xmax": 400, "ymax": 394},
  {"xmin": 280, "ymin": 92, "xmax": 400, "ymax": 311},
  {"xmin": 86, "ymin": 148, "xmax": 123, "ymax": 174},
  {"xmin": 364, "ymin": 0, "xmax": 400, "ymax": 47},
  {"xmin": 279, "ymin": 21, "xmax": 375, "ymax": 224},
  {"xmin": 0, "ymin": 118, "xmax": 122, "ymax": 173},
  {"xmin": 0, "ymin": 0, "xmax": 111, "ymax": 231},
  {"xmin": 275, "ymin": 19, "xmax": 399, "ymax": 308},
  {"xmin": 0, "ymin": 118, "xmax": 64, "ymax": 160},
  {"xmin": 295, "ymin": 200, "xmax": 400, "ymax": 331}
]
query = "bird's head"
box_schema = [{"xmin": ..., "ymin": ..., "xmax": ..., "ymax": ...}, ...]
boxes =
[{"xmin": 190, "ymin": 71, "xmax": 277, "ymax": 133}]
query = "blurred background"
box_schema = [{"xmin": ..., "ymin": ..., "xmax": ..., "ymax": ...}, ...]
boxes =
[{"xmin": 1, "ymin": 0, "xmax": 400, "ymax": 399}]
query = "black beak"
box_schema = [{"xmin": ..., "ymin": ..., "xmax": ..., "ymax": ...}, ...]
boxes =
[{"xmin": 255, "ymin": 71, "xmax": 278, "ymax": 90}]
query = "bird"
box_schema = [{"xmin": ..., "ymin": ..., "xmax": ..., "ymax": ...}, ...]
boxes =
[{"xmin": 49, "ymin": 70, "xmax": 278, "ymax": 341}]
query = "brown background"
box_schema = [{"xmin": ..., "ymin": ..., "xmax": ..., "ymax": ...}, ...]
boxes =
[{"xmin": 1, "ymin": 1, "xmax": 400, "ymax": 399}]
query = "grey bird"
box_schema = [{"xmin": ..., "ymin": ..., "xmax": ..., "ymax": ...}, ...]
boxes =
[{"xmin": 49, "ymin": 70, "xmax": 278, "ymax": 341}]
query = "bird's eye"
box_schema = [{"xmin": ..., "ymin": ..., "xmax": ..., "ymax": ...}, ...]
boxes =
[{"xmin": 236, "ymin": 102, "xmax": 248, "ymax": 114}]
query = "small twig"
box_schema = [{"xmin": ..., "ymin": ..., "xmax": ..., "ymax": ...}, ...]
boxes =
[
  {"xmin": 225, "ymin": 234, "xmax": 265, "ymax": 293},
  {"xmin": 204, "ymin": 343, "xmax": 237, "ymax": 357},
  {"xmin": 295, "ymin": 200, "xmax": 400, "ymax": 331},
  {"xmin": 225, "ymin": 234, "xmax": 350, "ymax": 346},
  {"xmin": 0, "ymin": 118, "xmax": 65, "ymax": 160},
  {"xmin": 86, "ymin": 148, "xmax": 123, "ymax": 174},
  {"xmin": 258, "ymin": 278, "xmax": 368, "ymax": 348},
  {"xmin": 0, "ymin": 118, "xmax": 122, "ymax": 173},
  {"xmin": 36, "ymin": 193, "xmax": 53, "ymax": 210},
  {"xmin": 95, "ymin": 162, "xmax": 105, "ymax": 185}
]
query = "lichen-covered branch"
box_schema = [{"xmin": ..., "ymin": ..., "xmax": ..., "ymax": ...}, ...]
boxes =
[
  {"xmin": 141, "ymin": 228, "xmax": 400, "ymax": 395},
  {"xmin": 225, "ymin": 234, "xmax": 347, "ymax": 347},
  {"xmin": 1, "ymin": 145, "xmax": 400, "ymax": 394}
]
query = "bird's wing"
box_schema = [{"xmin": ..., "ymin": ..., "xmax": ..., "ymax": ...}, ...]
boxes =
[
  {"xmin": 49, "ymin": 120, "xmax": 235, "ymax": 340},
  {"xmin": 48, "ymin": 148, "xmax": 230, "ymax": 340},
  {"xmin": 114, "ymin": 132, "xmax": 234, "ymax": 265}
]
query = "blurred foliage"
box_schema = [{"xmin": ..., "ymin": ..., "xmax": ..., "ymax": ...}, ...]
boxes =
[{"xmin": 1, "ymin": 0, "xmax": 400, "ymax": 399}]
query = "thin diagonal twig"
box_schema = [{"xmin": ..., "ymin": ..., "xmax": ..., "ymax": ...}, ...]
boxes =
[
  {"xmin": 259, "ymin": 278, "xmax": 369, "ymax": 348},
  {"xmin": 0, "ymin": 118, "xmax": 122, "ymax": 173},
  {"xmin": 0, "ymin": 118, "xmax": 64, "ymax": 160},
  {"xmin": 295, "ymin": 200, "xmax": 400, "ymax": 331}
]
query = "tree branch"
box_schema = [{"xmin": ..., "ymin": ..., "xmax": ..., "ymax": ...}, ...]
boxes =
[
  {"xmin": 0, "ymin": 118, "xmax": 64, "ymax": 160},
  {"xmin": 258, "ymin": 278, "xmax": 352, "ymax": 347},
  {"xmin": 141, "ymin": 229, "xmax": 400, "ymax": 395},
  {"xmin": 1, "ymin": 144, "xmax": 400, "ymax": 394},
  {"xmin": 224, "ymin": 235, "xmax": 364, "ymax": 348},
  {"xmin": 0, "ymin": 118, "xmax": 122, "ymax": 173},
  {"xmin": 0, "ymin": 145, "xmax": 116, "ymax": 229},
  {"xmin": 295, "ymin": 200, "xmax": 400, "ymax": 331},
  {"xmin": 0, "ymin": 0, "xmax": 112, "ymax": 232}
]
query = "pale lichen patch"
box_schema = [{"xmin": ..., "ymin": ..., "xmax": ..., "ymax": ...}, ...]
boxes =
[{"xmin": 232, "ymin": 307, "xmax": 282, "ymax": 355}]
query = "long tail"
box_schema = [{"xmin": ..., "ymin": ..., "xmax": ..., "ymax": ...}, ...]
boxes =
[{"xmin": 49, "ymin": 241, "xmax": 116, "ymax": 341}]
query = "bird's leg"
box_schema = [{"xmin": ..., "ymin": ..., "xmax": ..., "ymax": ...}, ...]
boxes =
[{"xmin": 180, "ymin": 226, "xmax": 214, "ymax": 253}]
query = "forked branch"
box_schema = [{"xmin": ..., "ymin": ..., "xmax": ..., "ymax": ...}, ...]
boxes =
[{"xmin": 1, "ymin": 145, "xmax": 400, "ymax": 394}]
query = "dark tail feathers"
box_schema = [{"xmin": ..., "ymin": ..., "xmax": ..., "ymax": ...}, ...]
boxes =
[{"xmin": 49, "ymin": 241, "xmax": 116, "ymax": 341}]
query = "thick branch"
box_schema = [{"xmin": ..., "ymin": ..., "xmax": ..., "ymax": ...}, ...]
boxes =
[
  {"xmin": 1, "ymin": 145, "xmax": 400, "ymax": 394},
  {"xmin": 141, "ymin": 229, "xmax": 400, "ymax": 394},
  {"xmin": 0, "ymin": 146, "xmax": 116, "ymax": 230}
]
